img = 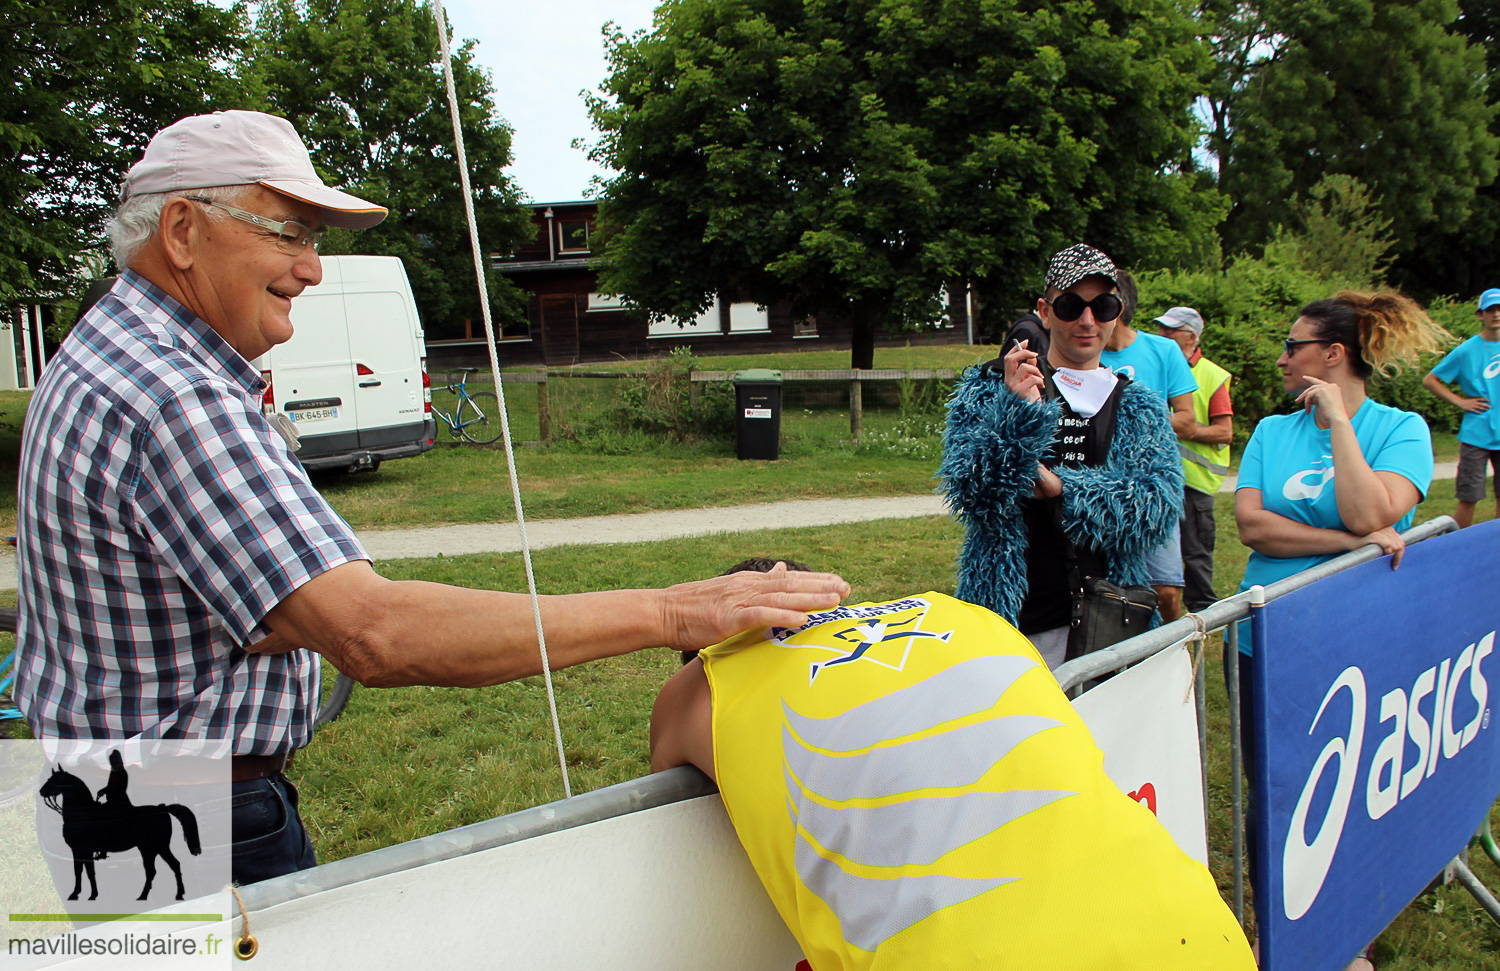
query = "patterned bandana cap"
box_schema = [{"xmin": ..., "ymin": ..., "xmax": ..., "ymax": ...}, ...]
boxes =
[{"xmin": 1044, "ymin": 244, "xmax": 1118, "ymax": 293}]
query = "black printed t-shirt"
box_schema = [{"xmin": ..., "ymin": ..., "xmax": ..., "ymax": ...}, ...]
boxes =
[{"xmin": 1016, "ymin": 365, "xmax": 1127, "ymax": 634}]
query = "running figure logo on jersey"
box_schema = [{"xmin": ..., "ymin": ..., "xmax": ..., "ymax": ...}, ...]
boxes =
[
  {"xmin": 771, "ymin": 599, "xmax": 955, "ymax": 685},
  {"xmin": 1285, "ymin": 456, "xmax": 1336, "ymax": 501}
]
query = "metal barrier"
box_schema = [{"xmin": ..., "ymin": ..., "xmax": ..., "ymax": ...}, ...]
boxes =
[
  {"xmin": 1052, "ymin": 515, "xmax": 1500, "ymax": 927},
  {"xmin": 225, "ymin": 516, "xmax": 1500, "ymax": 935}
]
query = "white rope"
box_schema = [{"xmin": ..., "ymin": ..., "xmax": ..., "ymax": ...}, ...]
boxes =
[
  {"xmin": 431, "ymin": 1, "xmax": 572, "ymax": 798},
  {"xmin": 1181, "ymin": 612, "xmax": 1209, "ymax": 705}
]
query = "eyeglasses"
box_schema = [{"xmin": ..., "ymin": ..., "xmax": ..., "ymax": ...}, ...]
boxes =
[
  {"xmin": 1282, "ymin": 338, "xmax": 1330, "ymax": 356},
  {"xmin": 1046, "ymin": 291, "xmax": 1123, "ymax": 323},
  {"xmin": 186, "ymin": 196, "xmax": 323, "ymax": 254}
]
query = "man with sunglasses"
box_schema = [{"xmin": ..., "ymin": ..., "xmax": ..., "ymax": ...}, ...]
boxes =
[
  {"xmin": 941, "ymin": 244, "xmax": 1182, "ymax": 669},
  {"xmin": 13, "ymin": 111, "xmax": 849, "ymax": 886}
]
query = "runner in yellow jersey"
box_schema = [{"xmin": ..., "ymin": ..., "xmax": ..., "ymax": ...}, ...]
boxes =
[{"xmin": 652, "ymin": 590, "xmax": 1255, "ymax": 970}]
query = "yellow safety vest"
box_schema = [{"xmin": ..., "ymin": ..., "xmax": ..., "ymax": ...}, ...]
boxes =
[
  {"xmin": 1180, "ymin": 355, "xmax": 1232, "ymax": 495},
  {"xmin": 702, "ymin": 593, "xmax": 1254, "ymax": 971}
]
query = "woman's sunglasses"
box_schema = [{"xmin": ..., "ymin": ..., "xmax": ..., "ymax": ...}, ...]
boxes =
[
  {"xmin": 1282, "ymin": 338, "xmax": 1331, "ymax": 356},
  {"xmin": 1046, "ymin": 292, "xmax": 1123, "ymax": 323}
]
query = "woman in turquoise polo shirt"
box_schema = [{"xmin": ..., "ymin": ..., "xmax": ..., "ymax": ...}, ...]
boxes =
[{"xmin": 1233, "ymin": 289, "xmax": 1449, "ymax": 970}]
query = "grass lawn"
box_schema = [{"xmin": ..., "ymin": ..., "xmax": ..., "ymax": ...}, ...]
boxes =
[
  {"xmin": 0, "ymin": 345, "xmax": 1496, "ymax": 966},
  {"xmin": 0, "ymin": 351, "xmax": 1468, "ymax": 535}
]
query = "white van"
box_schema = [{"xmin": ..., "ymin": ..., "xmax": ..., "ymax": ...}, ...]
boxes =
[{"xmin": 255, "ymin": 255, "xmax": 436, "ymax": 473}]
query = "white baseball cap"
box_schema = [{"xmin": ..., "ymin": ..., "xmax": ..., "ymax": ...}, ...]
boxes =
[
  {"xmin": 122, "ymin": 110, "xmax": 388, "ymax": 229},
  {"xmin": 1154, "ymin": 306, "xmax": 1204, "ymax": 336}
]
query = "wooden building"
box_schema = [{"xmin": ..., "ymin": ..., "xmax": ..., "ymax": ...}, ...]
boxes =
[{"xmin": 427, "ymin": 201, "xmax": 971, "ymax": 369}]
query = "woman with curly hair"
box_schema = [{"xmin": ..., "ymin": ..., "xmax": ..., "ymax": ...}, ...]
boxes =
[
  {"xmin": 1233, "ymin": 290, "xmax": 1450, "ymax": 971},
  {"xmin": 1236, "ymin": 291, "xmax": 1450, "ymax": 589}
]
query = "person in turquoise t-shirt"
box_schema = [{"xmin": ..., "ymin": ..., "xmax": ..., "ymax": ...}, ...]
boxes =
[
  {"xmin": 1230, "ymin": 290, "xmax": 1448, "ymax": 971},
  {"xmin": 1100, "ymin": 324, "xmax": 1199, "ymax": 407},
  {"xmin": 1422, "ymin": 287, "xmax": 1500, "ymax": 528},
  {"xmin": 1236, "ymin": 291, "xmax": 1447, "ymax": 625},
  {"xmin": 1101, "ymin": 271, "xmax": 1199, "ymax": 621}
]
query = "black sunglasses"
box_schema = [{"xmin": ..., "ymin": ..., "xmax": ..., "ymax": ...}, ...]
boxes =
[
  {"xmin": 1047, "ymin": 291, "xmax": 1123, "ymax": 323},
  {"xmin": 1283, "ymin": 338, "xmax": 1331, "ymax": 356}
]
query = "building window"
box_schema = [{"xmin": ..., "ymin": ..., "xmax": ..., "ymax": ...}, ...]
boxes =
[
  {"xmin": 558, "ymin": 220, "xmax": 591, "ymax": 253},
  {"xmin": 728, "ymin": 302, "xmax": 770, "ymax": 333},
  {"xmin": 793, "ymin": 315, "xmax": 818, "ymax": 338},
  {"xmin": 587, "ymin": 292, "xmax": 625, "ymax": 312},
  {"xmin": 648, "ymin": 297, "xmax": 722, "ymax": 337}
]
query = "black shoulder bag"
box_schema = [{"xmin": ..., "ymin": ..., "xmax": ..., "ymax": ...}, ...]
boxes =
[{"xmin": 1046, "ymin": 375, "xmax": 1158, "ymax": 666}]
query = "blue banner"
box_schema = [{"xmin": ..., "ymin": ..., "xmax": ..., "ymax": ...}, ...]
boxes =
[{"xmin": 1252, "ymin": 520, "xmax": 1500, "ymax": 971}]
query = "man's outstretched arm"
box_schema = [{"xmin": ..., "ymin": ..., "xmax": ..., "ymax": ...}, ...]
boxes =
[{"xmin": 254, "ymin": 560, "xmax": 849, "ymax": 689}]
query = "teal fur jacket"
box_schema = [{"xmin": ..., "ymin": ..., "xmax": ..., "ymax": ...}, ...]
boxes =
[{"xmin": 938, "ymin": 365, "xmax": 1183, "ymax": 626}]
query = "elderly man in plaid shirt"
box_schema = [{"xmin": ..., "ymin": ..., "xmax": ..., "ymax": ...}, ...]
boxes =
[{"xmin": 13, "ymin": 111, "xmax": 848, "ymax": 885}]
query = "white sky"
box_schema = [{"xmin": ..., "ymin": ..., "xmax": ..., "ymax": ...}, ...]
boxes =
[{"xmin": 439, "ymin": 0, "xmax": 662, "ymax": 203}]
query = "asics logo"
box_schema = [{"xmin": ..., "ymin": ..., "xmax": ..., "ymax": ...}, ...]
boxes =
[
  {"xmin": 1282, "ymin": 633, "xmax": 1493, "ymax": 920},
  {"xmin": 1284, "ymin": 464, "xmax": 1336, "ymax": 501},
  {"xmin": 1484, "ymin": 357, "xmax": 1500, "ymax": 379},
  {"xmin": 1114, "ymin": 364, "xmax": 1137, "ymax": 380}
]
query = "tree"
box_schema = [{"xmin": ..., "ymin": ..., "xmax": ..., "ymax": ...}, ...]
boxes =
[
  {"xmin": 249, "ymin": 0, "xmax": 533, "ymax": 339},
  {"xmin": 1209, "ymin": 0, "xmax": 1498, "ymax": 275},
  {"xmin": 587, "ymin": 0, "xmax": 1221, "ymax": 368},
  {"xmin": 2, "ymin": 0, "xmax": 252, "ymax": 306},
  {"xmin": 1386, "ymin": 0, "xmax": 1500, "ymax": 297}
]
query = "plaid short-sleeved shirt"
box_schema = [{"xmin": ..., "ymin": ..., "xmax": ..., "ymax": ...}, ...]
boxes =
[{"xmin": 14, "ymin": 272, "xmax": 367, "ymax": 754}]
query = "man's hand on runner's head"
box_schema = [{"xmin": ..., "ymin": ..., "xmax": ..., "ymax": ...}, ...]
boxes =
[{"xmin": 660, "ymin": 562, "xmax": 850, "ymax": 650}]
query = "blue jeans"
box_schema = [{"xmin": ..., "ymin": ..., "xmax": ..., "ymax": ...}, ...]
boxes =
[
  {"xmin": 1141, "ymin": 515, "xmax": 1184, "ymax": 587},
  {"xmin": 232, "ymin": 774, "xmax": 316, "ymax": 885}
]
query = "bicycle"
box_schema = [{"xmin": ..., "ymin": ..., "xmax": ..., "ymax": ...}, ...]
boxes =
[
  {"xmin": 0, "ymin": 606, "xmax": 31, "ymax": 806},
  {"xmin": 0, "ymin": 600, "xmax": 351, "ymax": 738},
  {"xmin": 1, "ymin": 607, "xmax": 23, "ymax": 732},
  {"xmin": 315, "ymin": 658, "xmax": 355, "ymax": 730},
  {"xmin": 430, "ymin": 367, "xmax": 505, "ymax": 445}
]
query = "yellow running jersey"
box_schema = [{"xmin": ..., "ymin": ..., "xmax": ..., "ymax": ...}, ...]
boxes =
[{"xmin": 702, "ymin": 593, "xmax": 1254, "ymax": 971}]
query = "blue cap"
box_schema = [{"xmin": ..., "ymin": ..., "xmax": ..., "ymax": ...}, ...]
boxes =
[{"xmin": 1480, "ymin": 289, "xmax": 1500, "ymax": 311}]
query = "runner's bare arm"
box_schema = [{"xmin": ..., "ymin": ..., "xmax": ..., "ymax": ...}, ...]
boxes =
[{"xmin": 649, "ymin": 658, "xmax": 716, "ymax": 781}]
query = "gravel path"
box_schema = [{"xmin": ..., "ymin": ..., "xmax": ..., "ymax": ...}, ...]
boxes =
[
  {"xmin": 356, "ymin": 495, "xmax": 950, "ymax": 561},
  {"xmin": 0, "ymin": 461, "xmax": 1458, "ymax": 588}
]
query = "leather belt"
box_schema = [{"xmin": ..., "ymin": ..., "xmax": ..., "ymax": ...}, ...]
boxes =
[{"xmin": 231, "ymin": 752, "xmax": 294, "ymax": 783}]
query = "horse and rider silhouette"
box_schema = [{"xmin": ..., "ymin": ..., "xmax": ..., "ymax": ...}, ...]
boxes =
[{"xmin": 38, "ymin": 750, "xmax": 201, "ymax": 902}]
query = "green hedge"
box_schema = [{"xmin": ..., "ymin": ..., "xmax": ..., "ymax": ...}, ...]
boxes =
[{"xmin": 1136, "ymin": 246, "xmax": 1476, "ymax": 445}]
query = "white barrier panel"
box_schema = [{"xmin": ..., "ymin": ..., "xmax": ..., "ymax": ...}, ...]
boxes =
[
  {"xmin": 1074, "ymin": 642, "xmax": 1209, "ymax": 863},
  {"xmin": 19, "ymin": 645, "xmax": 1205, "ymax": 969},
  {"xmin": 30, "ymin": 795, "xmax": 800, "ymax": 971}
]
